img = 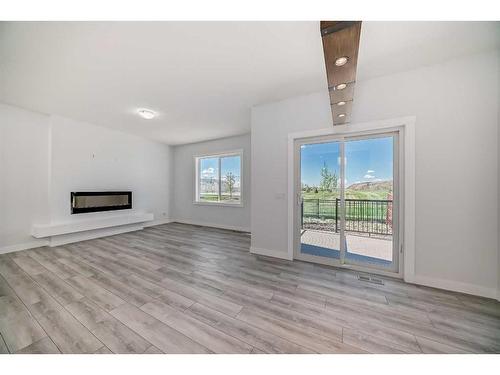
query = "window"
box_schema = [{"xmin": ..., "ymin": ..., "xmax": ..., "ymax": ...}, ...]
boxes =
[{"xmin": 195, "ymin": 150, "xmax": 243, "ymax": 205}]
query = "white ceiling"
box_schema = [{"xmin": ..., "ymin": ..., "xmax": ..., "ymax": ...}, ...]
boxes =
[
  {"xmin": 357, "ymin": 22, "xmax": 499, "ymax": 81},
  {"xmin": 1, "ymin": 21, "xmax": 498, "ymax": 145}
]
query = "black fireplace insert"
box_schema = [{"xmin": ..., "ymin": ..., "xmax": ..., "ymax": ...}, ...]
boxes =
[{"xmin": 71, "ymin": 191, "xmax": 132, "ymax": 214}]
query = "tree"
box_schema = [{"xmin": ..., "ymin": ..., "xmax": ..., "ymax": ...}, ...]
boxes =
[
  {"xmin": 225, "ymin": 172, "xmax": 236, "ymax": 199},
  {"xmin": 332, "ymin": 171, "xmax": 338, "ymax": 191},
  {"xmin": 207, "ymin": 177, "xmax": 216, "ymax": 193},
  {"xmin": 320, "ymin": 162, "xmax": 338, "ymax": 192}
]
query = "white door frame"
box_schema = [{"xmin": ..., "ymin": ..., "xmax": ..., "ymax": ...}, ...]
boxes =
[
  {"xmin": 287, "ymin": 116, "xmax": 416, "ymax": 281},
  {"xmin": 293, "ymin": 131, "xmax": 400, "ymax": 275}
]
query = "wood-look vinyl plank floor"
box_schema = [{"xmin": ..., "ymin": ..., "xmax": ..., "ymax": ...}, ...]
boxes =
[
  {"xmin": 66, "ymin": 298, "xmax": 152, "ymax": 354},
  {"xmin": 0, "ymin": 222, "xmax": 499, "ymax": 353},
  {"xmin": 0, "ymin": 333, "xmax": 9, "ymax": 354},
  {"xmin": 14, "ymin": 336, "xmax": 61, "ymax": 354},
  {"xmin": 109, "ymin": 304, "xmax": 211, "ymax": 354}
]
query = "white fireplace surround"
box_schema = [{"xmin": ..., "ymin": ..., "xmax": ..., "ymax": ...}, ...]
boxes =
[
  {"xmin": 0, "ymin": 106, "xmax": 172, "ymax": 253},
  {"xmin": 31, "ymin": 212, "xmax": 155, "ymax": 247}
]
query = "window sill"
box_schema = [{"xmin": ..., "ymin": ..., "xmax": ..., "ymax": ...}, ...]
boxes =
[{"xmin": 193, "ymin": 201, "xmax": 244, "ymax": 208}]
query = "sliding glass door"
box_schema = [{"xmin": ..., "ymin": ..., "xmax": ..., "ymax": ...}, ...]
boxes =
[
  {"xmin": 294, "ymin": 131, "xmax": 399, "ymax": 274},
  {"xmin": 298, "ymin": 140, "xmax": 343, "ymax": 261}
]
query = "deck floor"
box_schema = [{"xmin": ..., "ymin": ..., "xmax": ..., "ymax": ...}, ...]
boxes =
[
  {"xmin": 301, "ymin": 230, "xmax": 393, "ymax": 261},
  {"xmin": 1, "ymin": 223, "xmax": 499, "ymax": 354}
]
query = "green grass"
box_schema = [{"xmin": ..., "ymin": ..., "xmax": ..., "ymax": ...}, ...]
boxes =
[
  {"xmin": 201, "ymin": 191, "xmax": 390, "ymax": 202},
  {"xmin": 199, "ymin": 194, "xmax": 219, "ymax": 201},
  {"xmin": 302, "ymin": 189, "xmax": 390, "ymax": 201},
  {"xmin": 199, "ymin": 194, "xmax": 240, "ymax": 203}
]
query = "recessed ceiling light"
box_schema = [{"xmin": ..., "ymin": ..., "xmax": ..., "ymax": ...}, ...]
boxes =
[
  {"xmin": 335, "ymin": 83, "xmax": 347, "ymax": 90},
  {"xmin": 336, "ymin": 101, "xmax": 346, "ymax": 106},
  {"xmin": 137, "ymin": 109, "xmax": 156, "ymax": 120},
  {"xmin": 335, "ymin": 56, "xmax": 349, "ymax": 66},
  {"xmin": 338, "ymin": 113, "xmax": 346, "ymax": 118}
]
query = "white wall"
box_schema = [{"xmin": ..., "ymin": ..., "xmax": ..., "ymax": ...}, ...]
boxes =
[
  {"xmin": 498, "ymin": 48, "xmax": 500, "ymax": 299},
  {"xmin": 0, "ymin": 103, "xmax": 50, "ymax": 251},
  {"xmin": 48, "ymin": 115, "xmax": 172, "ymax": 225},
  {"xmin": 251, "ymin": 93, "xmax": 331, "ymax": 256},
  {"xmin": 173, "ymin": 134, "xmax": 251, "ymax": 232},
  {"xmin": 0, "ymin": 103, "xmax": 173, "ymax": 252},
  {"xmin": 352, "ymin": 51, "xmax": 498, "ymax": 296},
  {"xmin": 251, "ymin": 50, "xmax": 499, "ymax": 298}
]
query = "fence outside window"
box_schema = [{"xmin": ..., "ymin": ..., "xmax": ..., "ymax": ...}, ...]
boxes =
[{"xmin": 301, "ymin": 198, "xmax": 393, "ymax": 235}]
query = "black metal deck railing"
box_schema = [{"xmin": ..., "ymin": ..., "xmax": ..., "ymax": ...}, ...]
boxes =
[{"xmin": 301, "ymin": 198, "xmax": 393, "ymax": 235}]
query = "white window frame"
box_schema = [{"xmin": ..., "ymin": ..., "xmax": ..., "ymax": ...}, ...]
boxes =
[{"xmin": 194, "ymin": 149, "xmax": 244, "ymax": 207}]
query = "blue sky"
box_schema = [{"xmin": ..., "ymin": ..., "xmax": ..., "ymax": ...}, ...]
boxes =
[
  {"xmin": 300, "ymin": 136, "xmax": 393, "ymax": 187},
  {"xmin": 200, "ymin": 155, "xmax": 240, "ymax": 180}
]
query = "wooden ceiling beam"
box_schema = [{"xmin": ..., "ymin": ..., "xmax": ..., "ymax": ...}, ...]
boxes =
[{"xmin": 320, "ymin": 21, "xmax": 362, "ymax": 126}]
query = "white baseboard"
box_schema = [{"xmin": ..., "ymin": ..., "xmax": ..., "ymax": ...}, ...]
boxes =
[
  {"xmin": 144, "ymin": 218, "xmax": 173, "ymax": 227},
  {"xmin": 405, "ymin": 274, "xmax": 498, "ymax": 300},
  {"xmin": 0, "ymin": 239, "xmax": 50, "ymax": 255},
  {"xmin": 174, "ymin": 219, "xmax": 250, "ymax": 233},
  {"xmin": 250, "ymin": 246, "xmax": 293, "ymax": 261}
]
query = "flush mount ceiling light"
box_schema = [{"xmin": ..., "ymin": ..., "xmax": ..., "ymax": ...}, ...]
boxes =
[
  {"xmin": 338, "ymin": 113, "xmax": 346, "ymax": 118},
  {"xmin": 137, "ymin": 109, "xmax": 156, "ymax": 120},
  {"xmin": 336, "ymin": 101, "xmax": 346, "ymax": 106},
  {"xmin": 335, "ymin": 56, "xmax": 349, "ymax": 66},
  {"xmin": 335, "ymin": 83, "xmax": 347, "ymax": 90}
]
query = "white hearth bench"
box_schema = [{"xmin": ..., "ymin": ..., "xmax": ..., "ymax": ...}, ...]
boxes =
[{"xmin": 32, "ymin": 212, "xmax": 154, "ymax": 247}]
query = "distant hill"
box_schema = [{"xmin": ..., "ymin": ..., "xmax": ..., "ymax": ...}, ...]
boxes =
[
  {"xmin": 301, "ymin": 179, "xmax": 393, "ymax": 200},
  {"xmin": 347, "ymin": 180, "xmax": 392, "ymax": 192}
]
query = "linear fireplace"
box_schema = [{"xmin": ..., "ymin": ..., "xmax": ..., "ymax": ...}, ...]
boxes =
[{"xmin": 71, "ymin": 191, "xmax": 132, "ymax": 214}]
